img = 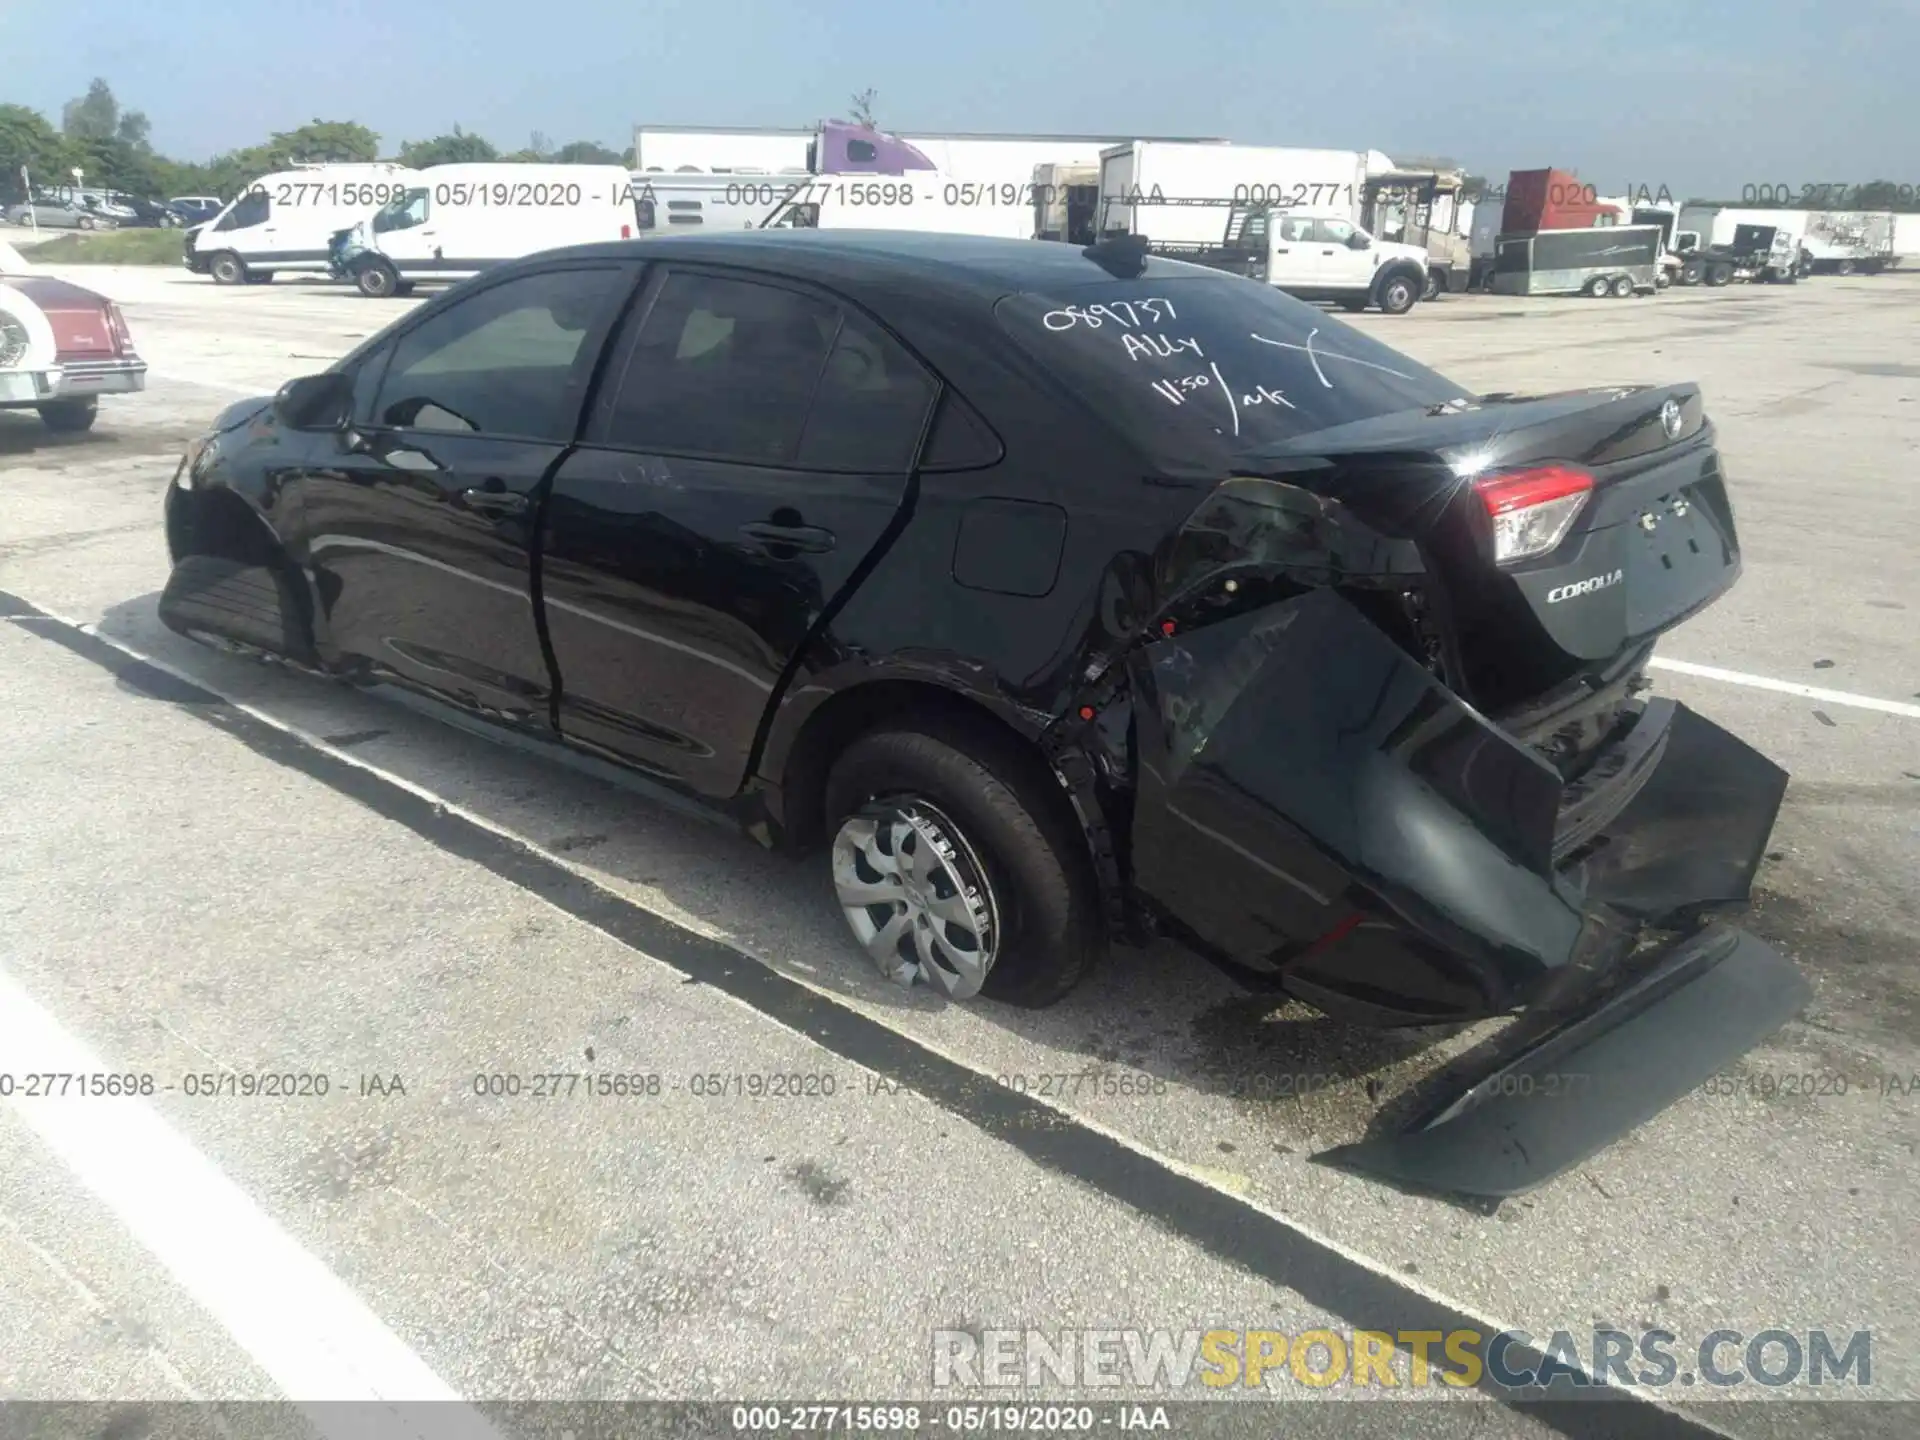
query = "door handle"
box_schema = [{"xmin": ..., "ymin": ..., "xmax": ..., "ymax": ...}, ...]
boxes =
[
  {"xmin": 460, "ymin": 486, "xmax": 529, "ymax": 517},
  {"xmin": 740, "ymin": 521, "xmax": 836, "ymax": 553}
]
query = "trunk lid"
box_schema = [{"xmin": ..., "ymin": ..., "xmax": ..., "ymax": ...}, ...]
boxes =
[
  {"xmin": 9, "ymin": 276, "xmax": 119, "ymax": 359},
  {"xmin": 1232, "ymin": 384, "xmax": 1739, "ymax": 713}
]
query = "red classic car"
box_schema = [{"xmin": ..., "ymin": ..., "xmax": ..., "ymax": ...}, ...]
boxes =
[{"xmin": 0, "ymin": 240, "xmax": 148, "ymax": 433}]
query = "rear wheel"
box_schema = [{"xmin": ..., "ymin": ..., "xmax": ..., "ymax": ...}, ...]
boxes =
[
  {"xmin": 1707, "ymin": 262, "xmax": 1734, "ymax": 286},
  {"xmin": 1422, "ymin": 270, "xmax": 1441, "ymax": 302},
  {"xmin": 158, "ymin": 554, "xmax": 310, "ymax": 661},
  {"xmin": 37, "ymin": 399, "xmax": 98, "ymax": 433},
  {"xmin": 209, "ymin": 251, "xmax": 246, "ymax": 285},
  {"xmin": 1835, "ymin": 259, "xmax": 1856, "ymax": 276},
  {"xmin": 823, "ymin": 724, "xmax": 1101, "ymax": 1008},
  {"xmin": 1610, "ymin": 274, "xmax": 1635, "ymax": 298},
  {"xmin": 1680, "ymin": 258, "xmax": 1704, "ymax": 285},
  {"xmin": 77, "ymin": 215, "xmax": 96, "ymax": 231},
  {"xmin": 1584, "ymin": 275, "xmax": 1612, "ymax": 297},
  {"xmin": 1376, "ymin": 272, "xmax": 1419, "ymax": 314}
]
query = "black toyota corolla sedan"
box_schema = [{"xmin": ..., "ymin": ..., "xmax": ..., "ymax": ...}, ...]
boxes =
[{"xmin": 160, "ymin": 230, "xmax": 1808, "ymax": 1196}]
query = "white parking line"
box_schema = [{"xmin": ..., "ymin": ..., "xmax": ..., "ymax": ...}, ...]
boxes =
[
  {"xmin": 1650, "ymin": 657, "xmax": 1920, "ymax": 719},
  {"xmin": 0, "ymin": 967, "xmax": 504, "ymax": 1439}
]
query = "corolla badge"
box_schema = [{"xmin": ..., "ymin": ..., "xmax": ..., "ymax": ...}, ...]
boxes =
[
  {"xmin": 1546, "ymin": 569, "xmax": 1624, "ymax": 603},
  {"xmin": 1659, "ymin": 398, "xmax": 1683, "ymax": 439}
]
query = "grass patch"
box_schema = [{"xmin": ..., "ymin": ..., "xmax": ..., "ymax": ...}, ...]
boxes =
[{"xmin": 11, "ymin": 228, "xmax": 185, "ymax": 264}]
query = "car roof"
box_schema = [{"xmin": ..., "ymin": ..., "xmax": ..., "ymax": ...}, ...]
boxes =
[{"xmin": 525, "ymin": 229, "xmax": 1246, "ymax": 305}]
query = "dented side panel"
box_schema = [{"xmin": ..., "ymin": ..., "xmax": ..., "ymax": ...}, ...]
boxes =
[{"xmin": 1127, "ymin": 588, "xmax": 1586, "ymax": 1002}]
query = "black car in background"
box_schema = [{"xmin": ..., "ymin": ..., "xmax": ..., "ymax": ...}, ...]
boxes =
[
  {"xmin": 167, "ymin": 196, "xmax": 225, "ymax": 227},
  {"xmin": 156, "ymin": 230, "xmax": 1808, "ymax": 1198}
]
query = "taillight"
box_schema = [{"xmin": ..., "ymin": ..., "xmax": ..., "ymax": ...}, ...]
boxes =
[
  {"xmin": 620, "ymin": 223, "xmax": 631, "ymax": 239},
  {"xmin": 104, "ymin": 302, "xmax": 135, "ymax": 355},
  {"xmin": 1471, "ymin": 463, "xmax": 1593, "ymax": 564}
]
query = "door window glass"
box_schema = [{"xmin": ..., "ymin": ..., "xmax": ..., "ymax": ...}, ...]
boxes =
[
  {"xmin": 218, "ymin": 190, "xmax": 270, "ymax": 231},
  {"xmin": 373, "ymin": 189, "xmax": 429, "ymax": 233},
  {"xmin": 794, "ymin": 312, "xmax": 934, "ymax": 471},
  {"xmin": 604, "ymin": 271, "xmax": 834, "ymax": 463},
  {"xmin": 1277, "ymin": 215, "xmax": 1316, "ymax": 244},
  {"xmin": 370, "ymin": 267, "xmax": 625, "ymax": 441},
  {"xmin": 1314, "ymin": 218, "xmax": 1356, "ymax": 245}
]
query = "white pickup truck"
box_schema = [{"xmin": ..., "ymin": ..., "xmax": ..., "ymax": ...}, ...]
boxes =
[{"xmin": 1143, "ymin": 205, "xmax": 1433, "ymax": 314}]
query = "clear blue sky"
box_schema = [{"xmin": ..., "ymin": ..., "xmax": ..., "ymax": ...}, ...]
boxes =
[{"xmin": 5, "ymin": 0, "xmax": 1913, "ymax": 198}]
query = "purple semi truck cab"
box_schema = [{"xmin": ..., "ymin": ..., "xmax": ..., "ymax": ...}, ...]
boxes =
[{"xmin": 810, "ymin": 120, "xmax": 937, "ymax": 175}]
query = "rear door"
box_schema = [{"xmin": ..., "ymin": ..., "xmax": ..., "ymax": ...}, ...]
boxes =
[
  {"xmin": 539, "ymin": 265, "xmax": 936, "ymax": 794},
  {"xmin": 297, "ymin": 260, "xmax": 639, "ymax": 725}
]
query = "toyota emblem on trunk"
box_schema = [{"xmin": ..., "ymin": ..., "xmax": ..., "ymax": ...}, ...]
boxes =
[{"xmin": 1660, "ymin": 399, "xmax": 1683, "ymax": 439}]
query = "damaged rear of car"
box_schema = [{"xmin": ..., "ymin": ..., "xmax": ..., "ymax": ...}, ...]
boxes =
[{"xmin": 992, "ymin": 266, "xmax": 1807, "ymax": 1196}]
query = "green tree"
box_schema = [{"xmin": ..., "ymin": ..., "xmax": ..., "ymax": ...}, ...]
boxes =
[
  {"xmin": 552, "ymin": 140, "xmax": 623, "ymax": 165},
  {"xmin": 115, "ymin": 109, "xmax": 152, "ymax": 152},
  {"xmin": 271, "ymin": 120, "xmax": 380, "ymax": 164},
  {"xmin": 1853, "ymin": 180, "xmax": 1914, "ymax": 211},
  {"xmin": 397, "ymin": 126, "xmax": 499, "ymax": 167},
  {"xmin": 0, "ymin": 104, "xmax": 75, "ymax": 200},
  {"xmin": 61, "ymin": 78, "xmax": 120, "ymax": 140}
]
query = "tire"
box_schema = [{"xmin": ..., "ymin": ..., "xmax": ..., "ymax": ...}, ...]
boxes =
[
  {"xmin": 77, "ymin": 215, "xmax": 96, "ymax": 231},
  {"xmin": 37, "ymin": 399, "xmax": 98, "ymax": 433},
  {"xmin": 1680, "ymin": 258, "xmax": 1704, "ymax": 285},
  {"xmin": 1610, "ymin": 275, "xmax": 1635, "ymax": 298},
  {"xmin": 209, "ymin": 252, "xmax": 246, "ymax": 285},
  {"xmin": 356, "ymin": 259, "xmax": 399, "ymax": 298},
  {"xmin": 1422, "ymin": 270, "xmax": 1441, "ymax": 302},
  {"xmin": 1376, "ymin": 272, "xmax": 1419, "ymax": 314},
  {"xmin": 1835, "ymin": 259, "xmax": 1856, "ymax": 276},
  {"xmin": 1585, "ymin": 275, "xmax": 1612, "ymax": 297},
  {"xmin": 1707, "ymin": 262, "xmax": 1734, "ymax": 287},
  {"xmin": 158, "ymin": 554, "xmax": 309, "ymax": 660},
  {"xmin": 823, "ymin": 723, "xmax": 1102, "ymax": 1008}
]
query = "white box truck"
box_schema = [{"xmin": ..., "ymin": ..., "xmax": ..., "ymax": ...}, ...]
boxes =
[
  {"xmin": 1893, "ymin": 213, "xmax": 1920, "ymax": 269},
  {"xmin": 1800, "ymin": 211, "xmax": 1895, "ymax": 274},
  {"xmin": 185, "ymin": 164, "xmax": 421, "ymax": 284},
  {"xmin": 1096, "ymin": 142, "xmax": 1384, "ymax": 246},
  {"xmin": 1674, "ymin": 206, "xmax": 1894, "ymax": 274},
  {"xmin": 333, "ymin": 164, "xmax": 641, "ymax": 297}
]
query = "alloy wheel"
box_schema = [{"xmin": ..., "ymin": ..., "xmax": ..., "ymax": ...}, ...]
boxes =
[{"xmin": 831, "ymin": 801, "xmax": 1000, "ymax": 999}]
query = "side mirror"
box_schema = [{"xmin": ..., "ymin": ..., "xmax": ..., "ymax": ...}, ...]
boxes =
[
  {"xmin": 273, "ymin": 371, "xmax": 354, "ymax": 431},
  {"xmin": 1347, "ymin": 232, "xmax": 1371, "ymax": 250}
]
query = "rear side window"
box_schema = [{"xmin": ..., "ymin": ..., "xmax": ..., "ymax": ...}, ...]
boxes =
[
  {"xmin": 604, "ymin": 271, "xmax": 834, "ymax": 463},
  {"xmin": 994, "ymin": 277, "xmax": 1465, "ymax": 471},
  {"xmin": 794, "ymin": 314, "xmax": 935, "ymax": 471}
]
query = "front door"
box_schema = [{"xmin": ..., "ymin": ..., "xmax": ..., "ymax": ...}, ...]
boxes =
[
  {"xmin": 370, "ymin": 187, "xmax": 437, "ymax": 270},
  {"xmin": 539, "ymin": 265, "xmax": 935, "ymax": 795},
  {"xmin": 297, "ymin": 261, "xmax": 638, "ymax": 725},
  {"xmin": 1313, "ymin": 217, "xmax": 1373, "ymax": 289}
]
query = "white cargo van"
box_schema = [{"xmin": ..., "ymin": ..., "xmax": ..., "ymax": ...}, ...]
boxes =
[
  {"xmin": 185, "ymin": 164, "xmax": 420, "ymax": 284},
  {"xmin": 338, "ymin": 164, "xmax": 641, "ymax": 297}
]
